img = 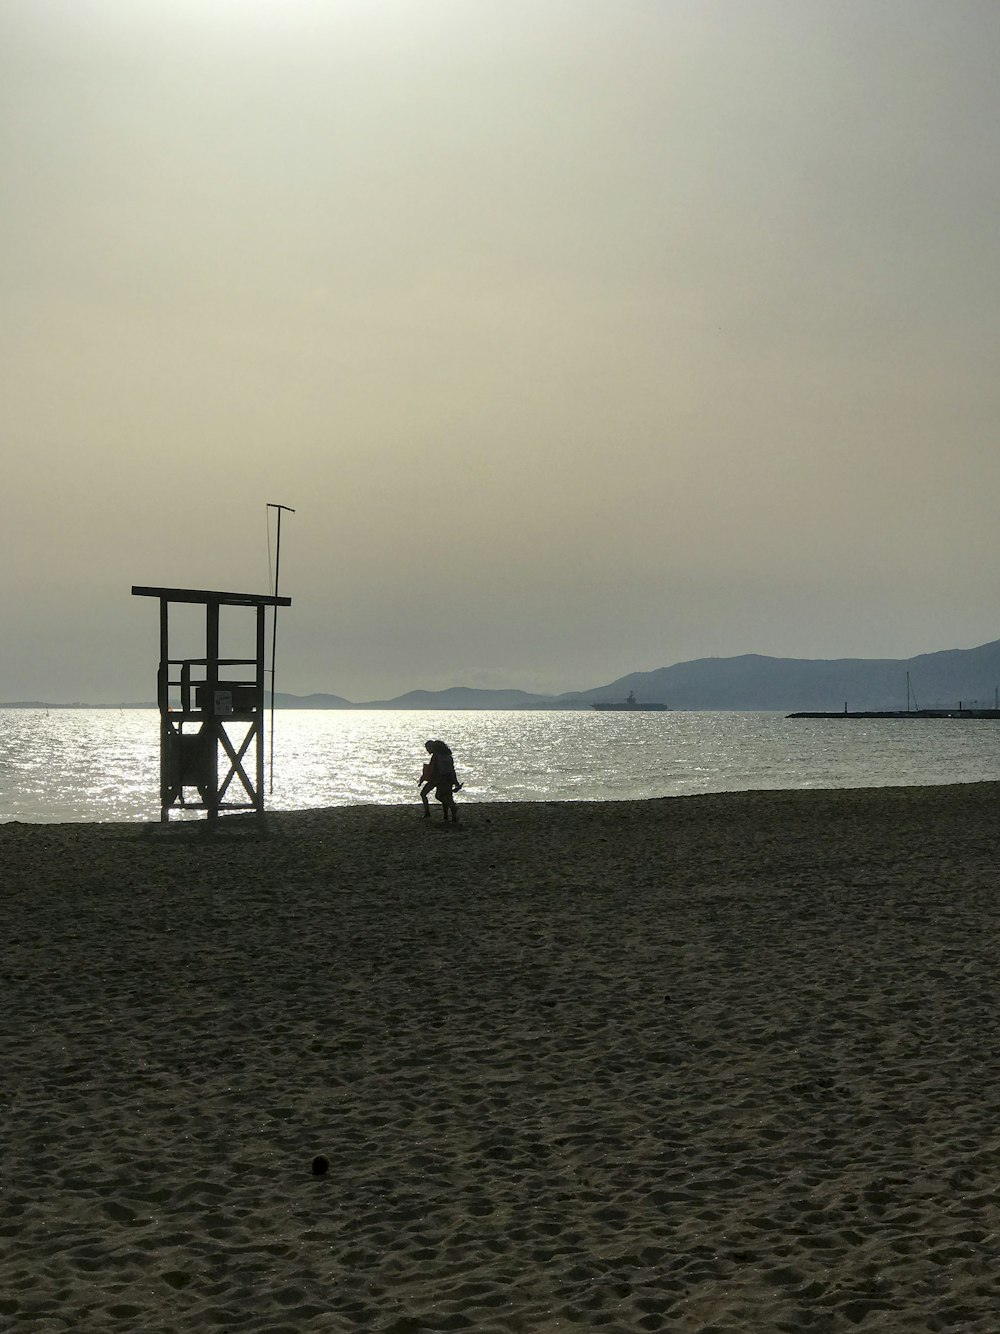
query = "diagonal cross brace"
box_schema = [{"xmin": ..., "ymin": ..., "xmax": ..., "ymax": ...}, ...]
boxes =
[{"xmin": 217, "ymin": 723, "xmax": 258, "ymax": 803}]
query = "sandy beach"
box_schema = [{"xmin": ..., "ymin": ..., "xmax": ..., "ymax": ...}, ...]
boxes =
[{"xmin": 3, "ymin": 784, "xmax": 999, "ymax": 1332}]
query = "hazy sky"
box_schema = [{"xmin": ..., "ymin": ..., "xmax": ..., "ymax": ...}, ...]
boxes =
[{"xmin": 3, "ymin": 0, "xmax": 999, "ymax": 703}]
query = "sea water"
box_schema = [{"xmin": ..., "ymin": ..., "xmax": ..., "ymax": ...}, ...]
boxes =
[{"xmin": 2, "ymin": 708, "xmax": 1000, "ymax": 824}]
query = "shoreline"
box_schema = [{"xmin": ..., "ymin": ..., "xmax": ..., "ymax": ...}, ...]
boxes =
[
  {"xmin": 3, "ymin": 772, "xmax": 999, "ymax": 828},
  {"xmin": 5, "ymin": 784, "xmax": 999, "ymax": 1331}
]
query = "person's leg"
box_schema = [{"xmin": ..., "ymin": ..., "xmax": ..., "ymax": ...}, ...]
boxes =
[{"xmin": 420, "ymin": 781, "xmax": 432, "ymax": 816}]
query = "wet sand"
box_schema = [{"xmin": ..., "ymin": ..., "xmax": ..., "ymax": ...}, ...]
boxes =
[{"xmin": 4, "ymin": 784, "xmax": 999, "ymax": 1332}]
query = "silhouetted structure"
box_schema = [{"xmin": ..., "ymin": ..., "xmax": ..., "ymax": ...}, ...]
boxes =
[{"xmin": 132, "ymin": 586, "xmax": 291, "ymax": 822}]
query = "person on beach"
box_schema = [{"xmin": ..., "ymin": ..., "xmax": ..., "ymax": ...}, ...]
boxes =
[
  {"xmin": 418, "ymin": 742, "xmax": 436, "ymax": 817},
  {"xmin": 418, "ymin": 739, "xmax": 462, "ymax": 823}
]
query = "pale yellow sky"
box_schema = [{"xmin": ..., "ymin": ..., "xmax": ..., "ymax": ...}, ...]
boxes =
[{"xmin": 2, "ymin": 0, "xmax": 999, "ymax": 702}]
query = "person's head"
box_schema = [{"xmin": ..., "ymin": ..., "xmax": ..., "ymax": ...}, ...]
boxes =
[{"xmin": 425, "ymin": 740, "xmax": 436, "ymax": 754}]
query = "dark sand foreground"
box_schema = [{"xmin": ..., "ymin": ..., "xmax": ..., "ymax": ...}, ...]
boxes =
[{"xmin": 3, "ymin": 785, "xmax": 999, "ymax": 1332}]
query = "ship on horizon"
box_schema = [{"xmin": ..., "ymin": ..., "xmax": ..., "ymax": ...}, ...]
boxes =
[{"xmin": 592, "ymin": 690, "xmax": 669, "ymax": 712}]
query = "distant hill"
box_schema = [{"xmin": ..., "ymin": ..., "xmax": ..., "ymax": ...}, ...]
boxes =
[
  {"xmin": 564, "ymin": 639, "xmax": 1000, "ymax": 712},
  {"xmin": 271, "ymin": 687, "xmax": 550, "ymax": 709},
  {"xmin": 0, "ymin": 700, "xmax": 156, "ymax": 710},
  {"xmin": 267, "ymin": 639, "xmax": 1000, "ymax": 710},
  {"xmin": 264, "ymin": 639, "xmax": 1000, "ymax": 711},
  {"xmin": 9, "ymin": 639, "xmax": 1000, "ymax": 711},
  {"xmin": 271, "ymin": 691, "xmax": 353, "ymax": 709},
  {"xmin": 356, "ymin": 687, "xmax": 555, "ymax": 710}
]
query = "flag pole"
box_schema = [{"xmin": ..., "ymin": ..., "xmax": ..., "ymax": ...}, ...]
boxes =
[{"xmin": 267, "ymin": 503, "xmax": 295, "ymax": 794}]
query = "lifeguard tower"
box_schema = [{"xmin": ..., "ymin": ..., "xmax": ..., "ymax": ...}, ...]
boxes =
[{"xmin": 132, "ymin": 585, "xmax": 292, "ymax": 822}]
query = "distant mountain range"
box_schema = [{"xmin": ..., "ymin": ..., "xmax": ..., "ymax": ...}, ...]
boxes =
[
  {"xmin": 6, "ymin": 639, "xmax": 1000, "ymax": 712},
  {"xmin": 273, "ymin": 687, "xmax": 552, "ymax": 710},
  {"xmin": 272, "ymin": 638, "xmax": 1000, "ymax": 712}
]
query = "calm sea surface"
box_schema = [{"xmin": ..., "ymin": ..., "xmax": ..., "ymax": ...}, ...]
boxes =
[{"xmin": 2, "ymin": 708, "xmax": 1000, "ymax": 824}]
